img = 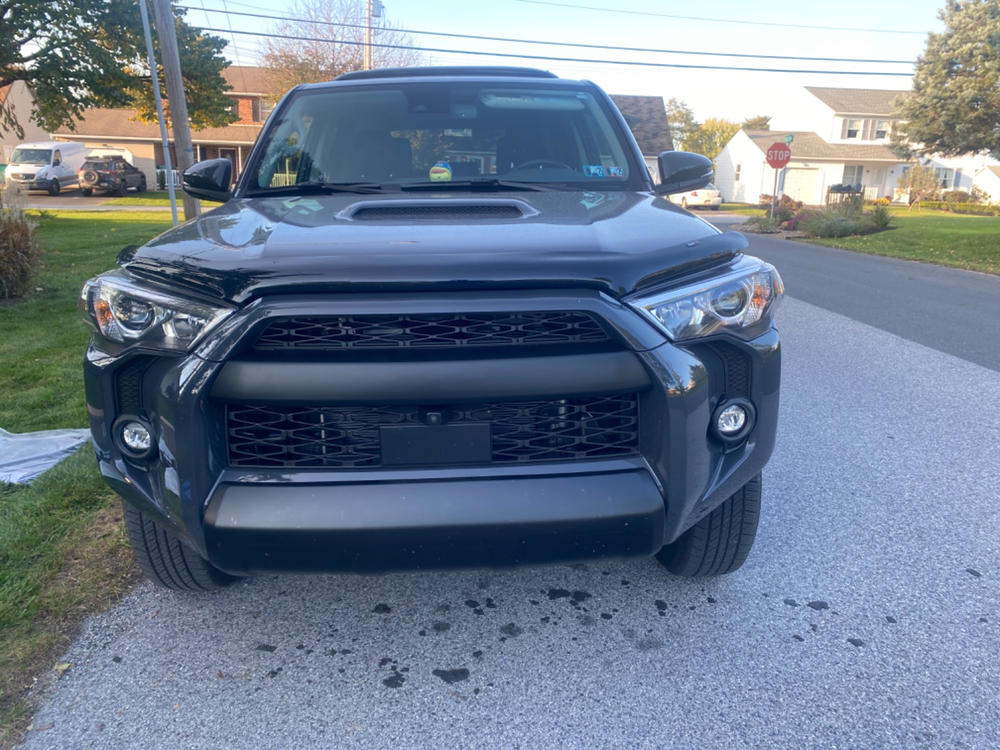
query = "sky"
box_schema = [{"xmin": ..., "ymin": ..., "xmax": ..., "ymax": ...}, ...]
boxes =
[{"xmin": 184, "ymin": 0, "xmax": 947, "ymax": 123}]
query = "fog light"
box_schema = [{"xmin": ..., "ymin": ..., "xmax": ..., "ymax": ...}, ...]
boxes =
[
  {"xmin": 114, "ymin": 417, "xmax": 156, "ymax": 459},
  {"xmin": 122, "ymin": 421, "xmax": 152, "ymax": 452},
  {"xmin": 711, "ymin": 399, "xmax": 755, "ymax": 443},
  {"xmin": 717, "ymin": 404, "xmax": 748, "ymax": 435}
]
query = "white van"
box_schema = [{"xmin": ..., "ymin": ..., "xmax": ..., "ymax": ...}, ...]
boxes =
[{"xmin": 4, "ymin": 141, "xmax": 87, "ymax": 195}]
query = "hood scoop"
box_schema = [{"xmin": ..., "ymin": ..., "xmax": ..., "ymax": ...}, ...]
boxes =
[{"xmin": 339, "ymin": 198, "xmax": 538, "ymax": 222}]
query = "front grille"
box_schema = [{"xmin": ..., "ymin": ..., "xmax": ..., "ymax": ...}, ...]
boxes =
[
  {"xmin": 253, "ymin": 311, "xmax": 610, "ymax": 352},
  {"xmin": 226, "ymin": 394, "xmax": 639, "ymax": 468}
]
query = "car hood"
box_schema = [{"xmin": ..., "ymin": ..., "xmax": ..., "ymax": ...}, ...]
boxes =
[{"xmin": 122, "ymin": 191, "xmax": 747, "ymax": 304}]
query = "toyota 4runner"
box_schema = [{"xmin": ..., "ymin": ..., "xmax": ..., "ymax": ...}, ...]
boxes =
[{"xmin": 81, "ymin": 67, "xmax": 783, "ymax": 591}]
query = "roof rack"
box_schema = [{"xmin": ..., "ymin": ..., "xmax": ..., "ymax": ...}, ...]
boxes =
[{"xmin": 336, "ymin": 66, "xmax": 557, "ymax": 81}]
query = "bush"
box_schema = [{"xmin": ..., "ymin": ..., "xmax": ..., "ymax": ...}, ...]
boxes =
[
  {"xmin": 785, "ymin": 207, "xmax": 825, "ymax": 231},
  {"xmin": 874, "ymin": 197, "xmax": 891, "ymax": 206},
  {"xmin": 943, "ymin": 190, "xmax": 970, "ymax": 203},
  {"xmin": 0, "ymin": 184, "xmax": 41, "ymax": 300},
  {"xmin": 758, "ymin": 193, "xmax": 803, "ymax": 223},
  {"xmin": 872, "ymin": 204, "xmax": 892, "ymax": 229},
  {"xmin": 742, "ymin": 215, "xmax": 782, "ymax": 233},
  {"xmin": 917, "ymin": 201, "xmax": 1000, "ymax": 215}
]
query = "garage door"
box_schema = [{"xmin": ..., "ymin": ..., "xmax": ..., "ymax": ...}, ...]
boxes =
[{"xmin": 782, "ymin": 168, "xmax": 820, "ymax": 204}]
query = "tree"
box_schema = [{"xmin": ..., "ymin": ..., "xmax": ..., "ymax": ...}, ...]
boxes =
[
  {"xmin": 685, "ymin": 118, "xmax": 741, "ymax": 160},
  {"xmin": 260, "ymin": 0, "xmax": 421, "ymax": 102},
  {"xmin": 891, "ymin": 0, "xmax": 1000, "ymax": 157},
  {"xmin": 0, "ymin": 1, "xmax": 234, "ymax": 138},
  {"xmin": 897, "ymin": 162, "xmax": 941, "ymax": 207},
  {"xmin": 742, "ymin": 115, "xmax": 771, "ymax": 131},
  {"xmin": 664, "ymin": 97, "xmax": 698, "ymax": 150}
]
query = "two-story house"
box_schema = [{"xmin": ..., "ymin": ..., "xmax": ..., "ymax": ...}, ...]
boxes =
[
  {"xmin": 714, "ymin": 86, "xmax": 1000, "ymax": 205},
  {"xmin": 51, "ymin": 66, "xmax": 276, "ymax": 187}
]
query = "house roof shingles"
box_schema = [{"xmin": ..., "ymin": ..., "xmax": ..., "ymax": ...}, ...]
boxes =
[
  {"xmin": 222, "ymin": 65, "xmax": 281, "ymax": 96},
  {"xmin": 743, "ymin": 129, "xmax": 900, "ymax": 162},
  {"xmin": 610, "ymin": 95, "xmax": 673, "ymax": 155},
  {"xmin": 53, "ymin": 108, "xmax": 262, "ymax": 144},
  {"xmin": 804, "ymin": 87, "xmax": 906, "ymax": 116}
]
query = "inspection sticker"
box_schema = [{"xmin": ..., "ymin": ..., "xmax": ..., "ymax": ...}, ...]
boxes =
[
  {"xmin": 606, "ymin": 166, "xmax": 624, "ymax": 177},
  {"xmin": 583, "ymin": 165, "xmax": 606, "ymax": 177}
]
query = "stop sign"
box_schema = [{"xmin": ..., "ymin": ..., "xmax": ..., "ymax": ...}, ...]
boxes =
[{"xmin": 766, "ymin": 142, "xmax": 791, "ymax": 169}]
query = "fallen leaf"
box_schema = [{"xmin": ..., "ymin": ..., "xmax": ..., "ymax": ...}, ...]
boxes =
[{"xmin": 53, "ymin": 663, "xmax": 71, "ymax": 677}]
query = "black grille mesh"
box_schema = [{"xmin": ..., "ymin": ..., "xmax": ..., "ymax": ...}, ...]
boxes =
[
  {"xmin": 253, "ymin": 311, "xmax": 610, "ymax": 351},
  {"xmin": 226, "ymin": 395, "xmax": 639, "ymax": 468},
  {"xmin": 710, "ymin": 341, "xmax": 751, "ymax": 397}
]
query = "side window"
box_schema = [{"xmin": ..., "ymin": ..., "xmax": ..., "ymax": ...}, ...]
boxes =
[{"xmin": 53, "ymin": 149, "xmax": 62, "ymax": 166}]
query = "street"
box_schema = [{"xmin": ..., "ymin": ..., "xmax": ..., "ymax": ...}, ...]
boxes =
[{"xmin": 17, "ymin": 227, "xmax": 1000, "ymax": 749}]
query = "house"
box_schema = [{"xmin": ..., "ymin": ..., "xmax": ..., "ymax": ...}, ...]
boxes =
[
  {"xmin": 609, "ymin": 95, "xmax": 674, "ymax": 176},
  {"xmin": 715, "ymin": 86, "xmax": 1000, "ymax": 205},
  {"xmin": 1, "ymin": 81, "xmax": 50, "ymax": 163},
  {"xmin": 48, "ymin": 67, "xmax": 672, "ymax": 188},
  {"xmin": 51, "ymin": 66, "xmax": 276, "ymax": 186}
]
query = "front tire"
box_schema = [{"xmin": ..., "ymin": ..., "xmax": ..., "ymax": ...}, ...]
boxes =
[
  {"xmin": 656, "ymin": 473, "xmax": 761, "ymax": 576},
  {"xmin": 122, "ymin": 502, "xmax": 239, "ymax": 591},
  {"xmin": 137, "ymin": 176, "xmax": 147, "ymax": 193},
  {"xmin": 48, "ymin": 179, "xmax": 60, "ymax": 196}
]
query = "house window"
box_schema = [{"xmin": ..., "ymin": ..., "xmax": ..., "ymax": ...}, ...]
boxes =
[
  {"xmin": 734, "ymin": 164, "xmax": 741, "ymax": 182},
  {"xmin": 228, "ymin": 100, "xmax": 239, "ymax": 118},
  {"xmin": 846, "ymin": 119, "xmax": 861, "ymax": 138},
  {"xmin": 252, "ymin": 98, "xmax": 262, "ymax": 122},
  {"xmin": 875, "ymin": 120, "xmax": 889, "ymax": 139},
  {"xmin": 842, "ymin": 165, "xmax": 863, "ymax": 185},
  {"xmin": 935, "ymin": 167, "xmax": 955, "ymax": 189}
]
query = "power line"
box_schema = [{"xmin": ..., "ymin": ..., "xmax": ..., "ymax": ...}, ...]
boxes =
[
  {"xmin": 507, "ymin": 0, "xmax": 929, "ymax": 35},
  {"xmin": 179, "ymin": 5, "xmax": 914, "ymax": 65},
  {"xmin": 197, "ymin": 25, "xmax": 914, "ymax": 77}
]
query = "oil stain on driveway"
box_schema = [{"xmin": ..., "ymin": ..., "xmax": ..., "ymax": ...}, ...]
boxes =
[{"xmin": 17, "ymin": 299, "xmax": 1000, "ymax": 749}]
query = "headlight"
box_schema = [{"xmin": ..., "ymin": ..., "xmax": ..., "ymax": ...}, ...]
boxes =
[
  {"xmin": 627, "ymin": 256, "xmax": 784, "ymax": 341},
  {"xmin": 80, "ymin": 272, "xmax": 233, "ymax": 352}
]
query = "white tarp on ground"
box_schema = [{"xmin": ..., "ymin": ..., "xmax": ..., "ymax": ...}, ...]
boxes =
[{"xmin": 0, "ymin": 427, "xmax": 92, "ymax": 485}]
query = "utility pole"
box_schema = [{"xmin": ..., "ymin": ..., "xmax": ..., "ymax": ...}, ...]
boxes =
[
  {"xmin": 152, "ymin": 0, "xmax": 200, "ymax": 220},
  {"xmin": 364, "ymin": 0, "xmax": 372, "ymax": 70},
  {"xmin": 365, "ymin": 1, "xmax": 383, "ymax": 70},
  {"xmin": 138, "ymin": 0, "xmax": 178, "ymax": 226}
]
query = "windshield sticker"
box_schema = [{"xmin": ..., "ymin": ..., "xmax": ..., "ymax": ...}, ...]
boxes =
[
  {"xmin": 583, "ymin": 165, "xmax": 606, "ymax": 178},
  {"xmin": 606, "ymin": 166, "xmax": 624, "ymax": 178},
  {"xmin": 429, "ymin": 161, "xmax": 452, "ymax": 181}
]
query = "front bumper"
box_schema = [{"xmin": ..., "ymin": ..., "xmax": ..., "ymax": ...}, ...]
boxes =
[{"xmin": 85, "ymin": 288, "xmax": 780, "ymax": 574}]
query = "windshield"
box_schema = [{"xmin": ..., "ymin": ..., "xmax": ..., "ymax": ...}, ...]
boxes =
[
  {"xmin": 249, "ymin": 82, "xmax": 640, "ymax": 192},
  {"xmin": 11, "ymin": 148, "xmax": 51, "ymax": 165}
]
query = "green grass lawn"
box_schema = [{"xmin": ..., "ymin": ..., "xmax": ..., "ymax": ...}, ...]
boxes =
[
  {"xmin": 0, "ymin": 211, "xmax": 170, "ymax": 745},
  {"xmin": 99, "ymin": 191, "xmax": 175, "ymax": 207},
  {"xmin": 719, "ymin": 202, "xmax": 766, "ymax": 216},
  {"xmin": 806, "ymin": 207, "xmax": 1000, "ymax": 275}
]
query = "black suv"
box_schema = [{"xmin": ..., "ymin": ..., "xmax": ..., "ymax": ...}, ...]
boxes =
[
  {"xmin": 81, "ymin": 68, "xmax": 783, "ymax": 591},
  {"xmin": 79, "ymin": 157, "xmax": 147, "ymax": 196}
]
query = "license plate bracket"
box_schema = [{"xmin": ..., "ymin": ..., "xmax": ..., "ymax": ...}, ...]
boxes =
[{"xmin": 379, "ymin": 423, "xmax": 492, "ymax": 466}]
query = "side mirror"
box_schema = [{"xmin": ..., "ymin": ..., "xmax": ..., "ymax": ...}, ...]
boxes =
[
  {"xmin": 654, "ymin": 151, "xmax": 713, "ymax": 195},
  {"xmin": 182, "ymin": 158, "xmax": 233, "ymax": 202}
]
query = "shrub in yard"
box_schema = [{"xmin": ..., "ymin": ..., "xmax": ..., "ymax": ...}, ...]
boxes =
[
  {"xmin": 872, "ymin": 204, "xmax": 892, "ymax": 229},
  {"xmin": 0, "ymin": 184, "xmax": 41, "ymax": 300},
  {"xmin": 758, "ymin": 194, "xmax": 802, "ymax": 223},
  {"xmin": 742, "ymin": 215, "xmax": 782, "ymax": 233},
  {"xmin": 785, "ymin": 207, "xmax": 825, "ymax": 231},
  {"xmin": 943, "ymin": 190, "xmax": 970, "ymax": 203},
  {"xmin": 874, "ymin": 197, "xmax": 891, "ymax": 206}
]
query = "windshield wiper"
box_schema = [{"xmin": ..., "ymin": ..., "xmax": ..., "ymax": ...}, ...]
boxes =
[
  {"xmin": 248, "ymin": 181, "xmax": 384, "ymax": 196},
  {"xmin": 393, "ymin": 178, "xmax": 561, "ymax": 192}
]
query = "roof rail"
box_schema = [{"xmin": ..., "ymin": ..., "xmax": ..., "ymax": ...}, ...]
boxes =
[{"xmin": 336, "ymin": 66, "xmax": 557, "ymax": 81}]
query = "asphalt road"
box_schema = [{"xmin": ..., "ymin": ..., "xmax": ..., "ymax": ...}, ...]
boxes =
[
  {"xmin": 712, "ymin": 214, "xmax": 1000, "ymax": 372},
  {"xmin": 16, "ymin": 231, "xmax": 1000, "ymax": 749}
]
